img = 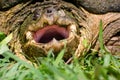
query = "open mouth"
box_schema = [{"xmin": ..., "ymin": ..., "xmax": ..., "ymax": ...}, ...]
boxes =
[
  {"xmin": 24, "ymin": 22, "xmax": 78, "ymax": 59},
  {"xmin": 33, "ymin": 25, "xmax": 69, "ymax": 43}
]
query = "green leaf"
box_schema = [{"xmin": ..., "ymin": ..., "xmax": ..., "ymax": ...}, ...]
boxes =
[
  {"xmin": 0, "ymin": 33, "xmax": 13, "ymax": 45},
  {"xmin": 0, "ymin": 44, "xmax": 9, "ymax": 54},
  {"xmin": 103, "ymin": 54, "xmax": 111, "ymax": 67},
  {"xmin": 0, "ymin": 33, "xmax": 13, "ymax": 54},
  {"xmin": 53, "ymin": 49, "xmax": 65, "ymax": 67},
  {"xmin": 82, "ymin": 39, "xmax": 88, "ymax": 48},
  {"xmin": 0, "ymin": 32, "xmax": 6, "ymax": 41},
  {"xmin": 99, "ymin": 20, "xmax": 106, "ymax": 54}
]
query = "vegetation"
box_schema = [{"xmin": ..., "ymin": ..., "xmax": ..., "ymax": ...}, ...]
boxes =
[{"xmin": 0, "ymin": 21, "xmax": 120, "ymax": 80}]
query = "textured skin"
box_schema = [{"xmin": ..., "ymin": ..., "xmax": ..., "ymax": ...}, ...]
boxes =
[
  {"xmin": 0, "ymin": 0, "xmax": 28, "ymax": 10},
  {"xmin": 0, "ymin": 0, "xmax": 120, "ymax": 61}
]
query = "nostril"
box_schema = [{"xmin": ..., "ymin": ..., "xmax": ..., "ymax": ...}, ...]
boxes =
[
  {"xmin": 47, "ymin": 9, "xmax": 52, "ymax": 13},
  {"xmin": 45, "ymin": 7, "xmax": 55, "ymax": 14}
]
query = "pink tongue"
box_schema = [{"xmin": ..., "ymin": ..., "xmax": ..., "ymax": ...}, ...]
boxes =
[{"xmin": 33, "ymin": 25, "xmax": 69, "ymax": 43}]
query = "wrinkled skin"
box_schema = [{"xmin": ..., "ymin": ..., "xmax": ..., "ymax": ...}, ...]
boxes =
[
  {"xmin": 0, "ymin": 0, "xmax": 28, "ymax": 10},
  {"xmin": 0, "ymin": 0, "xmax": 120, "ymax": 61}
]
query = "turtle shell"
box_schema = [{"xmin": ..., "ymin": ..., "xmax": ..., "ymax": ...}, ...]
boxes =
[
  {"xmin": 1, "ymin": 0, "xmax": 120, "ymax": 13},
  {"xmin": 65, "ymin": 0, "xmax": 120, "ymax": 13}
]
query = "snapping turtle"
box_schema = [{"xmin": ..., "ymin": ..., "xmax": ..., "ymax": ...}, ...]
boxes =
[{"xmin": 0, "ymin": 0, "xmax": 120, "ymax": 61}]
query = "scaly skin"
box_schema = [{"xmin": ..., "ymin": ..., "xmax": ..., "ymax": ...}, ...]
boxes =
[
  {"xmin": 0, "ymin": 0, "xmax": 28, "ymax": 10},
  {"xmin": 0, "ymin": 0, "xmax": 120, "ymax": 61}
]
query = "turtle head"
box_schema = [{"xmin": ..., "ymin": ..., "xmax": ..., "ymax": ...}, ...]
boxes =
[{"xmin": 18, "ymin": 0, "xmax": 85, "ymax": 61}]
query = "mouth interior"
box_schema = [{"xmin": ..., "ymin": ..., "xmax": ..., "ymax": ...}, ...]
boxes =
[{"xmin": 33, "ymin": 25, "xmax": 69, "ymax": 43}]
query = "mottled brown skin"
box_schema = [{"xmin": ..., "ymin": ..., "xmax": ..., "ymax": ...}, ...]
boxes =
[
  {"xmin": 0, "ymin": 0, "xmax": 120, "ymax": 61},
  {"xmin": 0, "ymin": 0, "xmax": 28, "ymax": 10}
]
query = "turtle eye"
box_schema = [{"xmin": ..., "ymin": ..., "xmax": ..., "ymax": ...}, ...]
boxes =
[{"xmin": 33, "ymin": 9, "xmax": 41, "ymax": 20}]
